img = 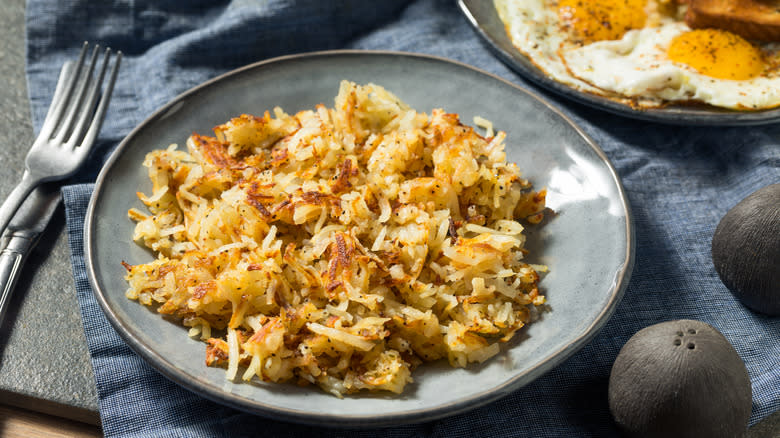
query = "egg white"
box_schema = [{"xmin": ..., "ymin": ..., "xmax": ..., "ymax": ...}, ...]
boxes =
[
  {"xmin": 495, "ymin": 0, "xmax": 780, "ymax": 110},
  {"xmin": 563, "ymin": 22, "xmax": 780, "ymax": 110},
  {"xmin": 494, "ymin": 0, "xmax": 607, "ymax": 96}
]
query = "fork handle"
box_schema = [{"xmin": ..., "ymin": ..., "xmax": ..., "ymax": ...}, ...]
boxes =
[
  {"xmin": 0, "ymin": 230, "xmax": 36, "ymax": 328},
  {"xmin": 0, "ymin": 171, "xmax": 40, "ymax": 238}
]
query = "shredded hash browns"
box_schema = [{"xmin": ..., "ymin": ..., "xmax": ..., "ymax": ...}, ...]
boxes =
[{"xmin": 124, "ymin": 81, "xmax": 547, "ymax": 396}]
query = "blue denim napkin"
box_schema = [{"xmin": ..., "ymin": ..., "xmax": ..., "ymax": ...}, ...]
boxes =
[{"xmin": 26, "ymin": 1, "xmax": 780, "ymax": 436}]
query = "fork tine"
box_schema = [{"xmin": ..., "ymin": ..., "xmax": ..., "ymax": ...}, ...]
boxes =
[
  {"xmin": 53, "ymin": 44, "xmax": 100, "ymax": 144},
  {"xmin": 42, "ymin": 62, "xmax": 75, "ymax": 123},
  {"xmin": 67, "ymin": 47, "xmax": 112, "ymax": 149},
  {"xmin": 79, "ymin": 50, "xmax": 122, "ymax": 151},
  {"xmin": 0, "ymin": 43, "xmax": 120, "ymax": 238},
  {"xmin": 38, "ymin": 42, "xmax": 89, "ymax": 139}
]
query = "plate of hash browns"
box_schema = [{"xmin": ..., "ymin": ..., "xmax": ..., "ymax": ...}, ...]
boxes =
[
  {"xmin": 85, "ymin": 51, "xmax": 634, "ymax": 426},
  {"xmin": 459, "ymin": 0, "xmax": 780, "ymax": 125}
]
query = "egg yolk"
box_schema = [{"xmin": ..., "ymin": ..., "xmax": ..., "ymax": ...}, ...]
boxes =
[
  {"xmin": 558, "ymin": 0, "xmax": 647, "ymax": 44},
  {"xmin": 668, "ymin": 29, "xmax": 765, "ymax": 80}
]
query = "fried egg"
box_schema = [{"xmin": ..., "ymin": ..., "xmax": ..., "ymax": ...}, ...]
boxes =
[
  {"xmin": 495, "ymin": 0, "xmax": 780, "ymax": 110},
  {"xmin": 495, "ymin": 0, "xmax": 610, "ymax": 96}
]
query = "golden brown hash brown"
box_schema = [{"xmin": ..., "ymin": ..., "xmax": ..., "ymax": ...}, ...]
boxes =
[{"xmin": 124, "ymin": 81, "xmax": 547, "ymax": 396}]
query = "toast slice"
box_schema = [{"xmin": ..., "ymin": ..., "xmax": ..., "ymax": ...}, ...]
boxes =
[{"xmin": 686, "ymin": 0, "xmax": 780, "ymax": 42}]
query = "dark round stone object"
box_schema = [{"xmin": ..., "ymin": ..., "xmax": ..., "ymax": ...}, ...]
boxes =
[
  {"xmin": 712, "ymin": 183, "xmax": 780, "ymax": 315},
  {"xmin": 608, "ymin": 319, "xmax": 751, "ymax": 438}
]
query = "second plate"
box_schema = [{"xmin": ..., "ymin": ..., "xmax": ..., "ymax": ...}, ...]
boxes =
[{"xmin": 458, "ymin": 0, "xmax": 780, "ymax": 126}]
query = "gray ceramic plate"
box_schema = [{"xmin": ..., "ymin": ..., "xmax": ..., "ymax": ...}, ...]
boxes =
[
  {"xmin": 85, "ymin": 51, "xmax": 634, "ymax": 427},
  {"xmin": 458, "ymin": 0, "xmax": 780, "ymax": 126}
]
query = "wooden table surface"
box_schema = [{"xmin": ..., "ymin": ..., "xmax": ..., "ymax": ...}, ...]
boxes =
[{"xmin": 0, "ymin": 405, "xmax": 100, "ymax": 438}]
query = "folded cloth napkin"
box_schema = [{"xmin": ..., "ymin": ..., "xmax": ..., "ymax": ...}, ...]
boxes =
[{"xmin": 26, "ymin": 0, "xmax": 780, "ymax": 436}]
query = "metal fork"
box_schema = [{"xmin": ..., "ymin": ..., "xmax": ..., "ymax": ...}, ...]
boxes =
[{"xmin": 0, "ymin": 42, "xmax": 121, "ymax": 237}]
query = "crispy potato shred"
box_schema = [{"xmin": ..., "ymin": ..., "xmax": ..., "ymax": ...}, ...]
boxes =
[{"xmin": 124, "ymin": 81, "xmax": 547, "ymax": 396}]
